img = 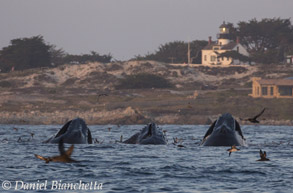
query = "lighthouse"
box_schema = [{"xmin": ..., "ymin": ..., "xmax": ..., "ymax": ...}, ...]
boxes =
[
  {"xmin": 217, "ymin": 21, "xmax": 231, "ymax": 46},
  {"xmin": 201, "ymin": 21, "xmax": 249, "ymax": 66}
]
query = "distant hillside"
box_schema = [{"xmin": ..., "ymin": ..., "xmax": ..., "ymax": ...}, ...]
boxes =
[
  {"xmin": 0, "ymin": 60, "xmax": 260, "ymax": 90},
  {"xmin": 0, "ymin": 61, "xmax": 292, "ymax": 125}
]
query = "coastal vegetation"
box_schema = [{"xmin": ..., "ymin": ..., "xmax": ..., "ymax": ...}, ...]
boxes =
[
  {"xmin": 0, "ymin": 36, "xmax": 112, "ymax": 73},
  {"xmin": 0, "ymin": 36, "xmax": 51, "ymax": 72},
  {"xmin": 230, "ymin": 18, "xmax": 293, "ymax": 64},
  {"xmin": 134, "ymin": 40, "xmax": 207, "ymax": 64}
]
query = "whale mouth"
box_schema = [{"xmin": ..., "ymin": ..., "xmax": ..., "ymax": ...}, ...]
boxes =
[
  {"xmin": 47, "ymin": 118, "xmax": 92, "ymax": 144},
  {"xmin": 141, "ymin": 124, "xmax": 153, "ymax": 140},
  {"xmin": 138, "ymin": 123, "xmax": 167, "ymax": 145},
  {"xmin": 53, "ymin": 120, "xmax": 72, "ymax": 138},
  {"xmin": 147, "ymin": 124, "xmax": 153, "ymax": 137},
  {"xmin": 215, "ymin": 114, "xmax": 235, "ymax": 130},
  {"xmin": 201, "ymin": 113, "xmax": 246, "ymax": 146}
]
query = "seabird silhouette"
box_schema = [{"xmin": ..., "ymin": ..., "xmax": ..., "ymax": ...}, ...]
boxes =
[
  {"xmin": 97, "ymin": 93, "xmax": 108, "ymax": 102},
  {"xmin": 28, "ymin": 132, "xmax": 34, "ymax": 139},
  {"xmin": 173, "ymin": 137, "xmax": 179, "ymax": 145},
  {"xmin": 227, "ymin": 145, "xmax": 240, "ymax": 156},
  {"xmin": 173, "ymin": 137, "xmax": 185, "ymax": 147},
  {"xmin": 94, "ymin": 138, "xmax": 104, "ymax": 144},
  {"xmin": 114, "ymin": 135, "xmax": 123, "ymax": 143},
  {"xmin": 242, "ymin": 108, "xmax": 266, "ymax": 123},
  {"xmin": 34, "ymin": 138, "xmax": 77, "ymax": 163},
  {"xmin": 257, "ymin": 149, "xmax": 270, "ymax": 161},
  {"xmin": 17, "ymin": 137, "xmax": 22, "ymax": 143}
]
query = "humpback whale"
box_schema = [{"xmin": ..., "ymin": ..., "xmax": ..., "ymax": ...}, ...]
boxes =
[
  {"xmin": 201, "ymin": 113, "xmax": 246, "ymax": 146},
  {"xmin": 123, "ymin": 123, "xmax": 167, "ymax": 145},
  {"xmin": 35, "ymin": 138, "xmax": 77, "ymax": 163},
  {"xmin": 45, "ymin": 118, "xmax": 92, "ymax": 144}
]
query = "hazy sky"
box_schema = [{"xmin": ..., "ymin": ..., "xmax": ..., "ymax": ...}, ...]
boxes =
[{"xmin": 0, "ymin": 0, "xmax": 292, "ymax": 60}]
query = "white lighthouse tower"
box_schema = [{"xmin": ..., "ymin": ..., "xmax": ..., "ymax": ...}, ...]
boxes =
[{"xmin": 217, "ymin": 21, "xmax": 231, "ymax": 46}]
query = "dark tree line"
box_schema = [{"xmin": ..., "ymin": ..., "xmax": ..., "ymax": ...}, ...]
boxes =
[
  {"xmin": 0, "ymin": 36, "xmax": 51, "ymax": 72},
  {"xmin": 136, "ymin": 18, "xmax": 293, "ymax": 64},
  {"xmin": 0, "ymin": 36, "xmax": 112, "ymax": 73},
  {"xmin": 134, "ymin": 40, "xmax": 208, "ymax": 64},
  {"xmin": 226, "ymin": 18, "xmax": 293, "ymax": 64},
  {"xmin": 62, "ymin": 51, "xmax": 112, "ymax": 65}
]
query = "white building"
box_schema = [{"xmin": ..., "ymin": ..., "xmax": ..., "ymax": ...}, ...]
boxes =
[
  {"xmin": 286, "ymin": 55, "xmax": 293, "ymax": 64},
  {"xmin": 201, "ymin": 22, "xmax": 249, "ymax": 66}
]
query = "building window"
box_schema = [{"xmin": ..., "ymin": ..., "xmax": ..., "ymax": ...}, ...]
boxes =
[
  {"xmin": 262, "ymin": 87, "xmax": 268, "ymax": 96},
  {"xmin": 204, "ymin": 55, "xmax": 207, "ymax": 61},
  {"xmin": 279, "ymin": 86, "xmax": 293, "ymax": 96},
  {"xmin": 211, "ymin": 56, "xmax": 216, "ymax": 62},
  {"xmin": 270, "ymin": 87, "xmax": 274, "ymax": 96}
]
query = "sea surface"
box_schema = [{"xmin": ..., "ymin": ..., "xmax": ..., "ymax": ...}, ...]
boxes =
[{"xmin": 0, "ymin": 124, "xmax": 292, "ymax": 193}]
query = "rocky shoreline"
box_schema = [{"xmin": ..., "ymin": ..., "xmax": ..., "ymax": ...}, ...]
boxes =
[{"xmin": 0, "ymin": 107, "xmax": 292, "ymax": 126}]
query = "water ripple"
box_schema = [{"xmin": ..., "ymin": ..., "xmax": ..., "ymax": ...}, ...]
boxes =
[{"xmin": 0, "ymin": 124, "xmax": 293, "ymax": 192}]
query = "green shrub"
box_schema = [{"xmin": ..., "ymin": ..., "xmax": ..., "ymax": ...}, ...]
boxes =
[{"xmin": 116, "ymin": 73, "xmax": 173, "ymax": 89}]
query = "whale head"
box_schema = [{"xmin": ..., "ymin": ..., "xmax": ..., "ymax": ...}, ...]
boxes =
[
  {"xmin": 138, "ymin": 123, "xmax": 167, "ymax": 145},
  {"xmin": 201, "ymin": 113, "xmax": 245, "ymax": 146},
  {"xmin": 46, "ymin": 118, "xmax": 92, "ymax": 144}
]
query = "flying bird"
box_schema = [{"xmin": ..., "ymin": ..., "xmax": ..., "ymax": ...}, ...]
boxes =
[
  {"xmin": 227, "ymin": 145, "xmax": 240, "ymax": 156},
  {"xmin": 241, "ymin": 108, "xmax": 266, "ymax": 123},
  {"xmin": 98, "ymin": 93, "xmax": 108, "ymax": 97},
  {"xmin": 97, "ymin": 93, "xmax": 109, "ymax": 102},
  {"xmin": 94, "ymin": 138, "xmax": 104, "ymax": 144},
  {"xmin": 257, "ymin": 149, "xmax": 270, "ymax": 161},
  {"xmin": 28, "ymin": 132, "xmax": 35, "ymax": 139},
  {"xmin": 34, "ymin": 138, "xmax": 77, "ymax": 163},
  {"xmin": 173, "ymin": 137, "xmax": 179, "ymax": 145}
]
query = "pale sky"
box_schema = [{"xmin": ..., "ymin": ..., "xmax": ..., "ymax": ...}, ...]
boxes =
[{"xmin": 0, "ymin": 0, "xmax": 292, "ymax": 60}]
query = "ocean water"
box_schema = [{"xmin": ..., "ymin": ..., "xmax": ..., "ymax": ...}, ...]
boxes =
[{"xmin": 0, "ymin": 124, "xmax": 292, "ymax": 193}]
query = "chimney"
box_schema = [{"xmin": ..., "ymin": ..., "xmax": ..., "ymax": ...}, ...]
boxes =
[
  {"xmin": 236, "ymin": 36, "xmax": 240, "ymax": 44},
  {"xmin": 208, "ymin": 36, "xmax": 212, "ymax": 45}
]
